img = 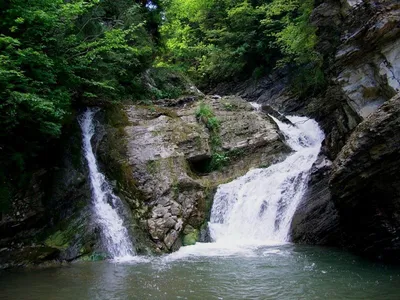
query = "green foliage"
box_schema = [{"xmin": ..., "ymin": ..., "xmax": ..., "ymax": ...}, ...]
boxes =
[
  {"xmin": 159, "ymin": 0, "xmax": 320, "ymax": 89},
  {"xmin": 182, "ymin": 229, "xmax": 200, "ymax": 246},
  {"xmin": 263, "ymin": 0, "xmax": 319, "ymax": 66},
  {"xmin": 261, "ymin": 0, "xmax": 325, "ymax": 94},
  {"xmin": 146, "ymin": 67, "xmax": 189, "ymax": 99},
  {"xmin": 207, "ymin": 117, "xmax": 220, "ymax": 131},
  {"xmin": 196, "ymin": 102, "xmax": 221, "ymax": 133},
  {"xmin": 196, "ymin": 103, "xmax": 213, "ymax": 123},
  {"xmin": 0, "ymin": 0, "xmax": 157, "ymax": 210},
  {"xmin": 195, "ymin": 102, "xmax": 229, "ymax": 171},
  {"xmin": 209, "ymin": 152, "xmax": 230, "ymax": 171}
]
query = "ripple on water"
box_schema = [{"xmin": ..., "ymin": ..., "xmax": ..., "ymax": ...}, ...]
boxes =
[{"xmin": 1, "ymin": 246, "xmax": 400, "ymax": 300}]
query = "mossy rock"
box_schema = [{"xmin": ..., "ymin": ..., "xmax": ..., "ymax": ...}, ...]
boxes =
[
  {"xmin": 182, "ymin": 229, "xmax": 200, "ymax": 246},
  {"xmin": 45, "ymin": 230, "xmax": 72, "ymax": 250},
  {"xmin": 79, "ymin": 252, "xmax": 108, "ymax": 262}
]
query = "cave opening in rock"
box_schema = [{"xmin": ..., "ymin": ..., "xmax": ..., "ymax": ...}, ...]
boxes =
[{"xmin": 187, "ymin": 156, "xmax": 213, "ymax": 175}]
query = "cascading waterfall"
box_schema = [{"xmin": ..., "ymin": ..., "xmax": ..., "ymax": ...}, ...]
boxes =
[
  {"xmin": 79, "ymin": 108, "xmax": 135, "ymax": 260},
  {"xmin": 208, "ymin": 114, "xmax": 324, "ymax": 246}
]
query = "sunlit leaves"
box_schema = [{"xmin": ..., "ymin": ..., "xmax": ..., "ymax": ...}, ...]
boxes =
[{"xmin": 160, "ymin": 0, "xmax": 320, "ymax": 86}]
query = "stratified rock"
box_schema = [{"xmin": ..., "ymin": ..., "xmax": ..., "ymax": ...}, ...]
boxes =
[
  {"xmin": 330, "ymin": 93, "xmax": 400, "ymax": 262},
  {"xmin": 0, "ymin": 121, "xmax": 98, "ymax": 269},
  {"xmin": 106, "ymin": 96, "xmax": 290, "ymax": 251},
  {"xmin": 290, "ymin": 155, "xmax": 341, "ymax": 245}
]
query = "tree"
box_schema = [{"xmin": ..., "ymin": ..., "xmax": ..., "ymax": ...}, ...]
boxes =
[
  {"xmin": 158, "ymin": 0, "xmax": 321, "ymax": 88},
  {"xmin": 0, "ymin": 0, "xmax": 156, "ymax": 211}
]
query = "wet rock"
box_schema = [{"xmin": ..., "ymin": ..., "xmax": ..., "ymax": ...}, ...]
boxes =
[
  {"xmin": 0, "ymin": 120, "xmax": 97, "ymax": 269},
  {"xmin": 164, "ymin": 230, "xmax": 179, "ymax": 249},
  {"xmin": 111, "ymin": 95, "xmax": 290, "ymax": 251},
  {"xmin": 0, "ymin": 246, "xmax": 60, "ymax": 269},
  {"xmin": 290, "ymin": 155, "xmax": 341, "ymax": 245},
  {"xmin": 261, "ymin": 105, "xmax": 294, "ymax": 125},
  {"xmin": 329, "ymin": 93, "xmax": 400, "ymax": 262}
]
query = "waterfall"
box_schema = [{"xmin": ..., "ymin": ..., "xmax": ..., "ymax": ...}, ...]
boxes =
[
  {"xmin": 79, "ymin": 108, "xmax": 135, "ymax": 260},
  {"xmin": 208, "ymin": 115, "xmax": 324, "ymax": 245}
]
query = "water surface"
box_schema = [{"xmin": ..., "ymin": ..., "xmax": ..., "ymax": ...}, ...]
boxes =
[{"xmin": 1, "ymin": 245, "xmax": 399, "ymax": 300}]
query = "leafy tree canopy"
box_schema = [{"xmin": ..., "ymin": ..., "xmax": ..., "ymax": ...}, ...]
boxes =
[
  {"xmin": 0, "ymin": 0, "xmax": 157, "ymax": 205},
  {"xmin": 0, "ymin": 0, "xmax": 324, "ymax": 211},
  {"xmin": 158, "ymin": 0, "xmax": 322, "ymax": 88}
]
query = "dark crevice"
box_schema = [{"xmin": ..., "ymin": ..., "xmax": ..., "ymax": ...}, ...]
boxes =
[{"xmin": 187, "ymin": 156, "xmax": 213, "ymax": 175}]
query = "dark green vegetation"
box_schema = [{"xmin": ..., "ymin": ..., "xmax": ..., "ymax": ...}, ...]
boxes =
[
  {"xmin": 160, "ymin": 0, "xmax": 322, "ymax": 89},
  {"xmin": 0, "ymin": 0, "xmax": 158, "ymax": 212},
  {"xmin": 195, "ymin": 102, "xmax": 229, "ymax": 171},
  {"xmin": 0, "ymin": 0, "xmax": 321, "ymax": 212}
]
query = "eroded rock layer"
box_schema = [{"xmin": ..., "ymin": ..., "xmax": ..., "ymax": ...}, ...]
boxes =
[{"xmin": 103, "ymin": 96, "xmax": 290, "ymax": 251}]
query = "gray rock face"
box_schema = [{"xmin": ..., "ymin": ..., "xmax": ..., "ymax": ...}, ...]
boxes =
[
  {"xmin": 335, "ymin": 3, "xmax": 400, "ymax": 118},
  {"xmin": 290, "ymin": 155, "xmax": 341, "ymax": 246},
  {"xmin": 210, "ymin": 0, "xmax": 400, "ymax": 261},
  {"xmin": 289, "ymin": 1, "xmax": 400, "ymax": 258},
  {"xmin": 0, "ymin": 123, "xmax": 97, "ymax": 269},
  {"xmin": 330, "ymin": 93, "xmax": 400, "ymax": 261},
  {"xmin": 117, "ymin": 96, "xmax": 290, "ymax": 251}
]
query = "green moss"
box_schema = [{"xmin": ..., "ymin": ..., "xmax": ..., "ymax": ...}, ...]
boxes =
[
  {"xmin": 45, "ymin": 230, "xmax": 71, "ymax": 250},
  {"xmin": 221, "ymin": 101, "xmax": 239, "ymax": 111},
  {"xmin": 43, "ymin": 214, "xmax": 88, "ymax": 251},
  {"xmin": 146, "ymin": 160, "xmax": 160, "ymax": 175},
  {"xmin": 183, "ymin": 229, "xmax": 200, "ymax": 246},
  {"xmin": 105, "ymin": 104, "xmax": 130, "ymax": 128},
  {"xmin": 80, "ymin": 252, "xmax": 108, "ymax": 262}
]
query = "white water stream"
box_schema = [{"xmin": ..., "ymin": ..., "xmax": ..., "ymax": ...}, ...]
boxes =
[
  {"xmin": 79, "ymin": 108, "xmax": 135, "ymax": 261},
  {"xmin": 169, "ymin": 111, "xmax": 324, "ymax": 259},
  {"xmin": 209, "ymin": 115, "xmax": 324, "ymax": 245},
  {"xmin": 79, "ymin": 106, "xmax": 323, "ymax": 262}
]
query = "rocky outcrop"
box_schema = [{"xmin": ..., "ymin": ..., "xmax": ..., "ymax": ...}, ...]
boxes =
[
  {"xmin": 334, "ymin": 1, "xmax": 400, "ymax": 118},
  {"xmin": 290, "ymin": 1, "xmax": 400, "ymax": 260},
  {"xmin": 101, "ymin": 96, "xmax": 290, "ymax": 252},
  {"xmin": 0, "ymin": 122, "xmax": 99, "ymax": 269},
  {"xmin": 329, "ymin": 93, "xmax": 400, "ymax": 261},
  {"xmin": 209, "ymin": 0, "xmax": 400, "ymax": 261},
  {"xmin": 290, "ymin": 155, "xmax": 341, "ymax": 246}
]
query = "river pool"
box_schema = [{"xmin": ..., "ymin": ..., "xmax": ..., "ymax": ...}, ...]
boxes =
[{"xmin": 1, "ymin": 244, "xmax": 399, "ymax": 300}]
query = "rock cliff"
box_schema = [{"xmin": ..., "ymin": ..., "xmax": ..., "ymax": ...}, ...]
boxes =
[
  {"xmin": 291, "ymin": 0, "xmax": 400, "ymax": 262},
  {"xmin": 330, "ymin": 93, "xmax": 400, "ymax": 261},
  {"xmin": 211, "ymin": 0, "xmax": 400, "ymax": 261},
  {"xmin": 99, "ymin": 96, "xmax": 290, "ymax": 252}
]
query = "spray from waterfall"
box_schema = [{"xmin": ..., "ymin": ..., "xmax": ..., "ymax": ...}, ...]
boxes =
[{"xmin": 79, "ymin": 108, "xmax": 135, "ymax": 260}]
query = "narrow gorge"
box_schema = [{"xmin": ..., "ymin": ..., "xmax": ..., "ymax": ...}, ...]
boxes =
[{"xmin": 1, "ymin": 0, "xmax": 400, "ymax": 299}]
